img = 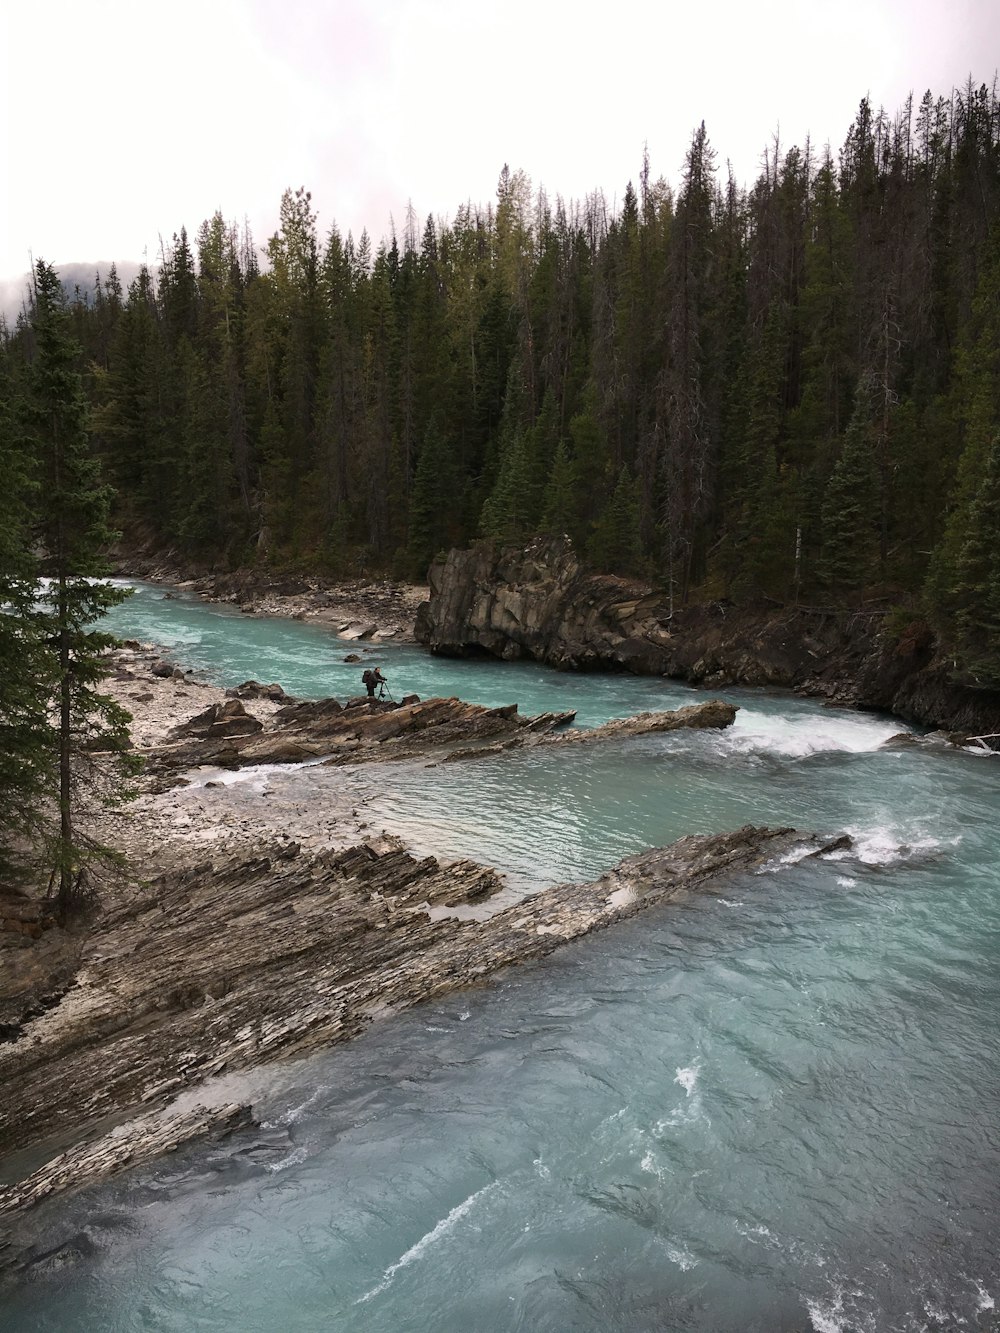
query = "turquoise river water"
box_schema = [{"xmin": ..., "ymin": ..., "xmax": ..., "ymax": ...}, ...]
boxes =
[{"xmin": 4, "ymin": 580, "xmax": 1000, "ymax": 1332}]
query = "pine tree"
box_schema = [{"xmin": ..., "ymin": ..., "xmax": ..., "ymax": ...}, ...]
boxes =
[
  {"xmin": 950, "ymin": 433, "xmax": 1000, "ymax": 683},
  {"xmin": 22, "ymin": 260, "xmax": 135, "ymax": 912},
  {"xmin": 0, "ymin": 353, "xmax": 55, "ymax": 884},
  {"xmin": 819, "ymin": 377, "xmax": 879, "ymax": 596}
]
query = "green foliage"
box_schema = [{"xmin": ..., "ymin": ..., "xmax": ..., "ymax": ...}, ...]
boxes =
[
  {"xmin": 943, "ymin": 434, "xmax": 1000, "ymax": 684},
  {"xmin": 0, "ymin": 355, "xmax": 56, "ymax": 885},
  {"xmin": 480, "ymin": 429, "xmax": 533, "ymax": 543},
  {"xmin": 588, "ymin": 467, "xmax": 642, "ymax": 574},
  {"xmin": 819, "ymin": 381, "xmax": 879, "ymax": 595},
  {"xmin": 4, "ymin": 81, "xmax": 1000, "ymax": 674},
  {"xmin": 407, "ymin": 415, "xmax": 458, "ymax": 577},
  {"xmin": 19, "ymin": 260, "xmax": 136, "ymax": 911},
  {"xmin": 541, "ymin": 439, "xmax": 577, "ymax": 536}
]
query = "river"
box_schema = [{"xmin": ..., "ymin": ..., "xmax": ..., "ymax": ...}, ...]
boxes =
[{"xmin": 4, "ymin": 580, "xmax": 999, "ymax": 1332}]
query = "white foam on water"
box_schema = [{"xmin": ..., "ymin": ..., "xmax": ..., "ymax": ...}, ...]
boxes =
[
  {"xmin": 675, "ymin": 1063, "xmax": 700, "ymax": 1097},
  {"xmin": 826, "ymin": 824, "xmax": 952, "ymax": 867},
  {"xmin": 263, "ymin": 1083, "xmax": 330, "ymax": 1128},
  {"xmin": 655, "ymin": 1062, "xmax": 710, "ymax": 1131},
  {"xmin": 806, "ymin": 1289, "xmax": 878, "ymax": 1333},
  {"xmin": 638, "ymin": 1144, "xmax": 671, "ymax": 1183},
  {"xmin": 806, "ymin": 1294, "xmax": 848, "ymax": 1333},
  {"xmin": 976, "ymin": 1281, "xmax": 995, "ymax": 1311},
  {"xmin": 755, "ymin": 842, "xmax": 821, "ymax": 874},
  {"xmin": 729, "ymin": 707, "xmax": 904, "ymax": 759},
  {"xmin": 923, "ymin": 1298, "xmax": 960, "ymax": 1325},
  {"xmin": 751, "ymin": 821, "xmax": 956, "ymax": 877},
  {"xmin": 265, "ymin": 1145, "xmax": 308, "ymax": 1174},
  {"xmin": 738, "ymin": 1221, "xmax": 776, "ymax": 1243},
  {"xmin": 356, "ymin": 1183, "xmax": 498, "ymax": 1304},
  {"xmin": 736, "ymin": 1220, "xmax": 828, "ymax": 1269},
  {"xmin": 664, "ymin": 1242, "xmax": 698, "ymax": 1271},
  {"xmin": 185, "ymin": 756, "xmax": 329, "ymax": 790}
]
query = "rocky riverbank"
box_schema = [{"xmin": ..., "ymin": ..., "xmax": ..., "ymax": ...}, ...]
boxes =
[
  {"xmin": 5, "ymin": 540, "xmax": 987, "ymax": 1242},
  {"xmin": 111, "ymin": 537, "xmax": 1000, "ymax": 737},
  {"xmin": 415, "ymin": 537, "xmax": 1000, "ymax": 737},
  {"xmin": 0, "ymin": 628, "xmax": 744, "ymax": 1239},
  {"xmin": 111, "ymin": 544, "xmax": 427, "ymax": 643},
  {"xmin": 2, "ymin": 821, "xmax": 854, "ymax": 1270}
]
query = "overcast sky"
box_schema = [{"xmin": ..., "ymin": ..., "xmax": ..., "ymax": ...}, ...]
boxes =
[{"xmin": 2, "ymin": 0, "xmax": 997, "ymax": 296}]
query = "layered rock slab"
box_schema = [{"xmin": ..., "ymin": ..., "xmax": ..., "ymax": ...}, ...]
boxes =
[
  {"xmin": 0, "ymin": 823, "xmax": 836, "ymax": 1227},
  {"xmin": 144, "ymin": 693, "xmax": 735, "ymax": 779},
  {"xmin": 145, "ymin": 694, "xmax": 577, "ymax": 777}
]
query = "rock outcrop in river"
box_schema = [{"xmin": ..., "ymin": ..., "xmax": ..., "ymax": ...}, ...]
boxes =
[
  {"xmin": 145, "ymin": 692, "xmax": 735, "ymax": 780},
  {"xmin": 415, "ymin": 538, "xmax": 1000, "ymax": 735},
  {"xmin": 0, "ymin": 823, "xmax": 846, "ymax": 1238}
]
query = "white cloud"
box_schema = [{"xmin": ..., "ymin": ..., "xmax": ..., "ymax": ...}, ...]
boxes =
[{"xmin": 3, "ymin": 0, "xmax": 997, "ymax": 282}]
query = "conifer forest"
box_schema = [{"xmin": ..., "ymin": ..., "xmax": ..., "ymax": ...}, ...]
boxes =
[{"xmin": 5, "ymin": 84, "xmax": 1000, "ymax": 684}]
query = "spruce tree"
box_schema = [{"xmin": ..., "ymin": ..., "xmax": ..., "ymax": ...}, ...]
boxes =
[
  {"xmin": 541, "ymin": 439, "xmax": 578, "ymax": 536},
  {"xmin": 407, "ymin": 415, "xmax": 457, "ymax": 576},
  {"xmin": 819, "ymin": 379, "xmax": 879, "ymax": 597},
  {"xmin": 22, "ymin": 260, "xmax": 135, "ymax": 912},
  {"xmin": 588, "ymin": 466, "xmax": 642, "ymax": 574},
  {"xmin": 950, "ymin": 433, "xmax": 1000, "ymax": 685},
  {"xmin": 479, "ymin": 429, "xmax": 533, "ymax": 542},
  {"xmin": 0, "ymin": 354, "xmax": 55, "ymax": 885}
]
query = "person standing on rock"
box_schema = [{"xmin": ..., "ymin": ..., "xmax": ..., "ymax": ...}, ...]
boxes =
[{"xmin": 362, "ymin": 667, "xmax": 387, "ymax": 698}]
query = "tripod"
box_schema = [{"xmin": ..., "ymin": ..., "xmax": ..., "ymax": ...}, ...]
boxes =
[{"xmin": 377, "ymin": 681, "xmax": 395, "ymax": 702}]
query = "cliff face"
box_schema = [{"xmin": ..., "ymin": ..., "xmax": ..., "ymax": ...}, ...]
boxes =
[
  {"xmin": 415, "ymin": 538, "xmax": 1000, "ymax": 735},
  {"xmin": 416, "ymin": 538, "xmax": 701, "ymax": 675}
]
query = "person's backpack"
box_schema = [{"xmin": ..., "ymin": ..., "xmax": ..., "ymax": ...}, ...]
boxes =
[{"xmin": 362, "ymin": 669, "xmax": 374, "ymax": 687}]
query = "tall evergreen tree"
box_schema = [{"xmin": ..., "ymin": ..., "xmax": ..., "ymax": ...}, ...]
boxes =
[
  {"xmin": 819, "ymin": 376, "xmax": 879, "ymax": 596},
  {"xmin": 22, "ymin": 261, "xmax": 135, "ymax": 912},
  {"xmin": 950, "ymin": 433, "xmax": 1000, "ymax": 684},
  {"xmin": 0, "ymin": 353, "xmax": 55, "ymax": 884}
]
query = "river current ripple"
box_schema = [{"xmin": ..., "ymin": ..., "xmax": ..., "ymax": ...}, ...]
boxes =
[{"xmin": 4, "ymin": 581, "xmax": 1000, "ymax": 1332}]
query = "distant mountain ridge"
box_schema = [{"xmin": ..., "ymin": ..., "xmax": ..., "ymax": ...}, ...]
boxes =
[{"xmin": 1, "ymin": 260, "xmax": 148, "ymax": 323}]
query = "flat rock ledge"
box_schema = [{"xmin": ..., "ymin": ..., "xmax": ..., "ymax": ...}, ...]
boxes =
[
  {"xmin": 0, "ymin": 822, "xmax": 849, "ymax": 1242},
  {"xmin": 144, "ymin": 693, "xmax": 736, "ymax": 782}
]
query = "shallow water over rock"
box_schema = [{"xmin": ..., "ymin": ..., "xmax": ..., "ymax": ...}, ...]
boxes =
[{"xmin": 5, "ymin": 581, "xmax": 1000, "ymax": 1332}]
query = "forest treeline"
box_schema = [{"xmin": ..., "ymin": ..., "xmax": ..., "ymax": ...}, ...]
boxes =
[{"xmin": 4, "ymin": 82, "xmax": 1000, "ymax": 684}]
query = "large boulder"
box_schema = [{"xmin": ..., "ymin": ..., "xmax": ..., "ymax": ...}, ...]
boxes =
[
  {"xmin": 226, "ymin": 680, "xmax": 292, "ymax": 702},
  {"xmin": 168, "ymin": 699, "xmax": 263, "ymax": 741},
  {"xmin": 415, "ymin": 537, "xmax": 678, "ymax": 675}
]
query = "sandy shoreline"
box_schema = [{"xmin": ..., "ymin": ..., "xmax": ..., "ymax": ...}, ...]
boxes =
[
  {"xmin": 92, "ymin": 569, "xmax": 426, "ymax": 870},
  {"xmin": 116, "ymin": 557, "xmax": 428, "ymax": 643},
  {"xmin": 93, "ymin": 631, "xmax": 409, "ymax": 876}
]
